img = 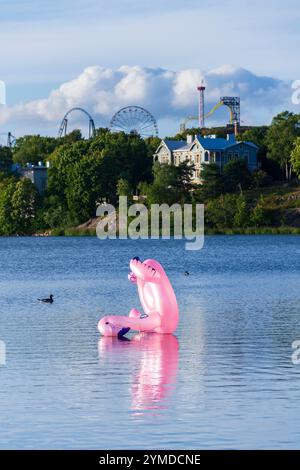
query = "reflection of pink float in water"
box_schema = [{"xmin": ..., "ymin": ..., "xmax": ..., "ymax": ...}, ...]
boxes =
[
  {"xmin": 98, "ymin": 257, "xmax": 179, "ymax": 338},
  {"xmin": 130, "ymin": 334, "xmax": 179, "ymax": 413},
  {"xmin": 98, "ymin": 333, "xmax": 179, "ymax": 413}
]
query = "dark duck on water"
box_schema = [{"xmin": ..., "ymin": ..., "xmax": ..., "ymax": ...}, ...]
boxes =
[{"xmin": 38, "ymin": 294, "xmax": 54, "ymax": 304}]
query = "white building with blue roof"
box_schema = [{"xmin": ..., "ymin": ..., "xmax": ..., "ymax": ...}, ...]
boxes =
[{"xmin": 154, "ymin": 134, "xmax": 259, "ymax": 183}]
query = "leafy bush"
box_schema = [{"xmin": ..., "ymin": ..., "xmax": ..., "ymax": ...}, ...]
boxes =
[
  {"xmin": 251, "ymin": 170, "xmax": 273, "ymax": 188},
  {"xmin": 223, "ymin": 158, "xmax": 251, "ymax": 192},
  {"xmin": 206, "ymin": 194, "xmax": 239, "ymax": 229},
  {"xmin": 193, "ymin": 163, "xmax": 223, "ymax": 202},
  {"xmin": 0, "ymin": 178, "xmax": 39, "ymax": 235},
  {"xmin": 250, "ymin": 196, "xmax": 272, "ymax": 226},
  {"xmin": 233, "ymin": 196, "xmax": 250, "ymax": 228}
]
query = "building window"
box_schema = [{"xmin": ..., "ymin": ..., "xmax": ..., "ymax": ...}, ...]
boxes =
[
  {"xmin": 234, "ymin": 153, "xmax": 239, "ymax": 159},
  {"xmin": 228, "ymin": 153, "xmax": 232, "ymax": 161},
  {"xmin": 204, "ymin": 151, "xmax": 209, "ymax": 162},
  {"xmin": 216, "ymin": 152, "xmax": 221, "ymax": 162}
]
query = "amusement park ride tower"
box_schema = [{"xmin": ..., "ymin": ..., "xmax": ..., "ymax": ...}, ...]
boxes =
[
  {"xmin": 180, "ymin": 85, "xmax": 241, "ymax": 135},
  {"xmin": 197, "ymin": 82, "xmax": 206, "ymax": 128}
]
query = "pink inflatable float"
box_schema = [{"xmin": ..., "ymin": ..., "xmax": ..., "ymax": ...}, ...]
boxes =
[{"xmin": 98, "ymin": 257, "xmax": 178, "ymax": 338}]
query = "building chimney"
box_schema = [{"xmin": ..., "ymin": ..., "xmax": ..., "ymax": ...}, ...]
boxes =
[
  {"xmin": 186, "ymin": 134, "xmax": 193, "ymax": 145},
  {"xmin": 227, "ymin": 133, "xmax": 236, "ymax": 143}
]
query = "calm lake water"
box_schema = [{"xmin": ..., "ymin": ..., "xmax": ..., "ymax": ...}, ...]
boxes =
[{"xmin": 0, "ymin": 235, "xmax": 300, "ymax": 449}]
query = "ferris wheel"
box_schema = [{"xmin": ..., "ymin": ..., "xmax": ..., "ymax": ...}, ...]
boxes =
[{"xmin": 109, "ymin": 106, "xmax": 158, "ymax": 138}]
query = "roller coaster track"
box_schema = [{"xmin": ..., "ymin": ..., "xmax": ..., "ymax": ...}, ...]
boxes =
[
  {"xmin": 58, "ymin": 107, "xmax": 96, "ymax": 139},
  {"xmin": 181, "ymin": 97, "xmax": 240, "ymax": 132}
]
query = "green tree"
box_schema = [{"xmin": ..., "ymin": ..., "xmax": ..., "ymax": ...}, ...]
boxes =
[
  {"xmin": 233, "ymin": 195, "xmax": 249, "ymax": 228},
  {"xmin": 47, "ymin": 140, "xmax": 91, "ymax": 205},
  {"xmin": 144, "ymin": 162, "xmax": 179, "ymax": 205},
  {"xmin": 43, "ymin": 195, "xmax": 71, "ymax": 229},
  {"xmin": 291, "ymin": 137, "xmax": 300, "ymax": 177},
  {"xmin": 238, "ymin": 126, "xmax": 280, "ymax": 177},
  {"xmin": 239, "ymin": 127, "xmax": 268, "ymax": 148},
  {"xmin": 143, "ymin": 161, "xmax": 194, "ymax": 205},
  {"xmin": 144, "ymin": 136, "xmax": 161, "ymax": 156},
  {"xmin": 206, "ymin": 194, "xmax": 238, "ymax": 229},
  {"xmin": 117, "ymin": 178, "xmax": 132, "ymax": 199},
  {"xmin": 173, "ymin": 162, "xmax": 194, "ymax": 203},
  {"xmin": 0, "ymin": 146, "xmax": 13, "ymax": 175},
  {"xmin": 47, "ymin": 131, "xmax": 152, "ymax": 224},
  {"xmin": 0, "ymin": 180, "xmax": 16, "ymax": 235},
  {"xmin": 251, "ymin": 169, "xmax": 272, "ymax": 188},
  {"xmin": 0, "ymin": 177, "xmax": 38, "ymax": 235},
  {"xmin": 250, "ymin": 196, "xmax": 271, "ymax": 227},
  {"xmin": 223, "ymin": 158, "xmax": 251, "ymax": 193},
  {"xmin": 194, "ymin": 163, "xmax": 223, "ymax": 202},
  {"xmin": 65, "ymin": 152, "xmax": 104, "ymax": 224},
  {"xmin": 59, "ymin": 129, "xmax": 82, "ymax": 145},
  {"xmin": 265, "ymin": 111, "xmax": 300, "ymax": 180},
  {"xmin": 13, "ymin": 135, "xmax": 58, "ymax": 166},
  {"xmin": 11, "ymin": 179, "xmax": 39, "ymax": 234},
  {"xmin": 90, "ymin": 131, "xmax": 152, "ymax": 191}
]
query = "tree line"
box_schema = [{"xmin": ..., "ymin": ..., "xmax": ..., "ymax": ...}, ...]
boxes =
[{"xmin": 0, "ymin": 110, "xmax": 300, "ymax": 235}]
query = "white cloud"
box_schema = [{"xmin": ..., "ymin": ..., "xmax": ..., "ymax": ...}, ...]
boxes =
[
  {"xmin": 0, "ymin": 64, "xmax": 296, "ymax": 137},
  {"xmin": 172, "ymin": 70, "xmax": 204, "ymax": 108},
  {"xmin": 114, "ymin": 66, "xmax": 148, "ymax": 103}
]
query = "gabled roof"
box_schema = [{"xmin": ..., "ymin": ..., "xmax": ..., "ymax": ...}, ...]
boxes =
[
  {"xmin": 242, "ymin": 141, "xmax": 259, "ymax": 149},
  {"xmin": 195, "ymin": 135, "xmax": 233, "ymax": 151},
  {"xmin": 163, "ymin": 140, "xmax": 186, "ymax": 151},
  {"xmin": 224, "ymin": 141, "xmax": 259, "ymax": 151},
  {"xmin": 173, "ymin": 143, "xmax": 191, "ymax": 151},
  {"xmin": 195, "ymin": 136, "xmax": 259, "ymax": 152}
]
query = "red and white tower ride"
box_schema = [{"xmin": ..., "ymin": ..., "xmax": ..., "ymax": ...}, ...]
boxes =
[{"xmin": 197, "ymin": 83, "xmax": 206, "ymax": 128}]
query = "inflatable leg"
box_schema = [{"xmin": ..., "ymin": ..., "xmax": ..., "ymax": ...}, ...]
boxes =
[{"xmin": 98, "ymin": 312, "xmax": 161, "ymax": 338}]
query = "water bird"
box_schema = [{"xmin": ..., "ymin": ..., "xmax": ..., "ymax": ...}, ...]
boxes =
[
  {"xmin": 184, "ymin": 271, "xmax": 190, "ymax": 276},
  {"xmin": 38, "ymin": 294, "xmax": 54, "ymax": 304}
]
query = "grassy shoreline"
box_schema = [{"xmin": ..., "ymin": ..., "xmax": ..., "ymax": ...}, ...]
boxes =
[{"xmin": 45, "ymin": 226, "xmax": 300, "ymax": 237}]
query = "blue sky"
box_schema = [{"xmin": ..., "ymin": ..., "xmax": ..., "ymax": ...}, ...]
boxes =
[{"xmin": 0, "ymin": 0, "xmax": 299, "ymax": 137}]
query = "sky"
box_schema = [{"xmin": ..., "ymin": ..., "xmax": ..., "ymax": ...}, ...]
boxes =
[{"xmin": 0, "ymin": 0, "xmax": 299, "ymax": 138}]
